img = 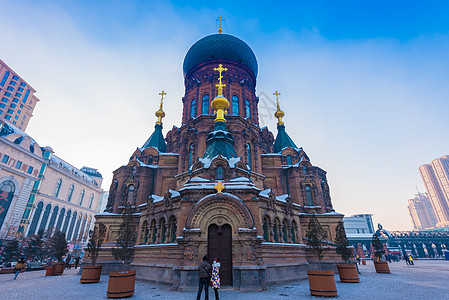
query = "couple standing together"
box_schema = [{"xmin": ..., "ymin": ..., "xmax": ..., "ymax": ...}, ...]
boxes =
[{"xmin": 197, "ymin": 256, "xmax": 221, "ymax": 300}]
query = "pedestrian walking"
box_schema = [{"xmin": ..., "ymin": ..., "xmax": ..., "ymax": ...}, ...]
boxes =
[
  {"xmin": 404, "ymin": 255, "xmax": 410, "ymax": 265},
  {"xmin": 13, "ymin": 257, "xmax": 26, "ymax": 280},
  {"xmin": 74, "ymin": 255, "xmax": 80, "ymax": 269},
  {"xmin": 196, "ymin": 256, "xmax": 212, "ymax": 300},
  {"xmin": 356, "ymin": 255, "xmax": 361, "ymax": 265},
  {"xmin": 211, "ymin": 258, "xmax": 221, "ymax": 300},
  {"xmin": 409, "ymin": 255, "xmax": 414, "ymax": 265}
]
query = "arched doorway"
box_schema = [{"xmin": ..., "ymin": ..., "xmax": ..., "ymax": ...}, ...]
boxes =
[{"xmin": 208, "ymin": 224, "xmax": 232, "ymax": 285}]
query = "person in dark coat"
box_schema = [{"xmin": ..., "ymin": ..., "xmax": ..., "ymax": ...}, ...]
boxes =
[
  {"xmin": 196, "ymin": 256, "xmax": 212, "ymax": 300},
  {"xmin": 14, "ymin": 257, "xmax": 26, "ymax": 280},
  {"xmin": 74, "ymin": 255, "xmax": 80, "ymax": 269}
]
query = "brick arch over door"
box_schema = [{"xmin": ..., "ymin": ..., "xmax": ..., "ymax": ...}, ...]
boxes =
[{"xmin": 185, "ymin": 192, "xmax": 254, "ymax": 234}]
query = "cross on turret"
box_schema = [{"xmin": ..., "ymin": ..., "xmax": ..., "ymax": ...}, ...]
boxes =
[{"xmin": 216, "ymin": 16, "xmax": 225, "ymax": 34}]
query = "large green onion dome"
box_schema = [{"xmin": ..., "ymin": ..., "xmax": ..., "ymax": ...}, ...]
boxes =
[{"xmin": 183, "ymin": 34, "xmax": 258, "ymax": 78}]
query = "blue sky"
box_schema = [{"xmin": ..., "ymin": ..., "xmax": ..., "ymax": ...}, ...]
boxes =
[{"xmin": 1, "ymin": 0, "xmax": 449, "ymax": 230}]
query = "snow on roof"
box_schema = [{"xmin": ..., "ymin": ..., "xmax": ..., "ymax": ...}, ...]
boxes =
[
  {"xmin": 95, "ymin": 212, "xmax": 120, "ymax": 216},
  {"xmin": 168, "ymin": 189, "xmax": 181, "ymax": 197},
  {"xmin": 259, "ymin": 189, "xmax": 271, "ymax": 198},
  {"xmin": 180, "ymin": 181, "xmax": 260, "ymax": 192},
  {"xmin": 137, "ymin": 157, "xmax": 158, "ymax": 168},
  {"xmin": 159, "ymin": 152, "xmax": 179, "ymax": 156},
  {"xmin": 151, "ymin": 195, "xmax": 164, "ymax": 203},
  {"xmin": 189, "ymin": 176, "xmax": 210, "ymax": 182},
  {"xmin": 51, "ymin": 155, "xmax": 99, "ymax": 186},
  {"xmin": 229, "ymin": 177, "xmax": 251, "ymax": 182},
  {"xmin": 276, "ymin": 194, "xmax": 290, "ymax": 202},
  {"xmin": 322, "ymin": 211, "xmax": 344, "ymax": 216},
  {"xmin": 198, "ymin": 155, "xmax": 242, "ymax": 168}
]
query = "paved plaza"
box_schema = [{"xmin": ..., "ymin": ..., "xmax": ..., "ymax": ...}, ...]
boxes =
[{"xmin": 1, "ymin": 260, "xmax": 448, "ymax": 300}]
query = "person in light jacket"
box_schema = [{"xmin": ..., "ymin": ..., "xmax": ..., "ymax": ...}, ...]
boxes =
[{"xmin": 211, "ymin": 258, "xmax": 221, "ymax": 300}]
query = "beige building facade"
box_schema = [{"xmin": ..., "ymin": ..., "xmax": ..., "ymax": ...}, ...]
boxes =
[
  {"xmin": 0, "ymin": 59, "xmax": 39, "ymax": 131},
  {"xmin": 408, "ymin": 193, "xmax": 437, "ymax": 230},
  {"xmin": 0, "ymin": 121, "xmax": 104, "ymax": 244}
]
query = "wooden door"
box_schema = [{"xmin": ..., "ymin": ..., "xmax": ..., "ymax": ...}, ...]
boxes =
[{"xmin": 208, "ymin": 224, "xmax": 233, "ymax": 285}]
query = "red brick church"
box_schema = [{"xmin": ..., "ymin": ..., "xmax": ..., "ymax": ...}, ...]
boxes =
[{"xmin": 97, "ymin": 24, "xmax": 344, "ymax": 291}]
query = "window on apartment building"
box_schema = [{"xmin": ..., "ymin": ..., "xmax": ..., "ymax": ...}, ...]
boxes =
[
  {"xmin": 12, "ymin": 76, "xmax": 19, "ymax": 80},
  {"xmin": 1, "ymin": 98, "xmax": 8, "ymax": 103},
  {"xmin": 54, "ymin": 178, "xmax": 62, "ymax": 197},
  {"xmin": 5, "ymin": 115, "xmax": 11, "ymax": 120},
  {"xmin": 23, "ymin": 89, "xmax": 30, "ymax": 103},
  {"xmin": 7, "ymin": 86, "xmax": 13, "ymax": 91},
  {"xmin": 67, "ymin": 184, "xmax": 74, "ymax": 202},
  {"xmin": 17, "ymin": 110, "xmax": 21, "ymax": 114},
  {"xmin": 10, "ymin": 81, "xmax": 17, "ymax": 86},
  {"xmin": 0, "ymin": 104, "xmax": 5, "ymax": 109},
  {"xmin": 18, "ymin": 87, "xmax": 24, "ymax": 92},
  {"xmin": 15, "ymin": 93, "xmax": 21, "ymax": 98},
  {"xmin": 27, "ymin": 166, "xmax": 33, "ymax": 174},
  {"xmin": 12, "ymin": 121, "xmax": 16, "ymax": 124},
  {"xmin": 19, "ymin": 104, "xmax": 23, "ymax": 108},
  {"xmin": 7, "ymin": 109, "xmax": 13, "ymax": 114},
  {"xmin": 15, "ymin": 161, "xmax": 22, "ymax": 169},
  {"xmin": 10, "ymin": 104, "xmax": 16, "ymax": 109},
  {"xmin": 2, "ymin": 155, "xmax": 10, "ymax": 164},
  {"xmin": 79, "ymin": 189, "xmax": 85, "ymax": 205},
  {"xmin": 13, "ymin": 98, "xmax": 19, "ymax": 103},
  {"xmin": 0, "ymin": 110, "xmax": 3, "ymax": 115},
  {"xmin": 89, "ymin": 194, "xmax": 94, "ymax": 209},
  {"xmin": 20, "ymin": 82, "xmax": 26, "ymax": 87},
  {"xmin": 14, "ymin": 115, "xmax": 18, "ymax": 120},
  {"xmin": 0, "ymin": 71, "xmax": 10, "ymax": 86},
  {"xmin": 4, "ymin": 92, "xmax": 11, "ymax": 97}
]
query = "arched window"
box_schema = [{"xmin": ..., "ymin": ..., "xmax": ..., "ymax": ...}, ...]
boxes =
[
  {"xmin": 67, "ymin": 211, "xmax": 77, "ymax": 241},
  {"xmin": 188, "ymin": 143, "xmax": 194, "ymax": 168},
  {"xmin": 28, "ymin": 201, "xmax": 43, "ymax": 236},
  {"xmin": 142, "ymin": 221, "xmax": 149, "ymax": 244},
  {"xmin": 147, "ymin": 155, "xmax": 153, "ymax": 165},
  {"xmin": 150, "ymin": 219, "xmax": 157, "ymax": 244},
  {"xmin": 286, "ymin": 155, "xmax": 292, "ymax": 165},
  {"xmin": 305, "ymin": 185, "xmax": 314, "ymax": 206},
  {"xmin": 202, "ymin": 94, "xmax": 209, "ymax": 114},
  {"xmin": 79, "ymin": 215, "xmax": 87, "ymax": 241},
  {"xmin": 302, "ymin": 166, "xmax": 308, "ymax": 175},
  {"xmin": 73, "ymin": 214, "xmax": 82, "ymax": 241},
  {"xmin": 216, "ymin": 166, "xmax": 223, "ymax": 180},
  {"xmin": 38, "ymin": 203, "xmax": 52, "ymax": 232},
  {"xmin": 190, "ymin": 99, "xmax": 196, "ymax": 118},
  {"xmin": 273, "ymin": 218, "xmax": 280, "ymax": 243},
  {"xmin": 246, "ymin": 144, "xmax": 252, "ymax": 171},
  {"xmin": 0, "ymin": 180, "xmax": 15, "ymax": 228},
  {"xmin": 79, "ymin": 189, "xmax": 85, "ymax": 205},
  {"xmin": 84, "ymin": 216, "xmax": 92, "ymax": 242},
  {"xmin": 160, "ymin": 218, "xmax": 166, "ymax": 243},
  {"xmin": 62, "ymin": 210, "xmax": 71, "ymax": 233},
  {"xmin": 67, "ymin": 184, "xmax": 74, "ymax": 202},
  {"xmin": 47, "ymin": 206, "xmax": 59, "ymax": 234},
  {"xmin": 89, "ymin": 194, "xmax": 94, "ymax": 209},
  {"xmin": 54, "ymin": 178, "xmax": 62, "ymax": 197},
  {"xmin": 232, "ymin": 95, "xmax": 239, "ymax": 115},
  {"xmin": 170, "ymin": 217, "xmax": 177, "ymax": 243},
  {"xmin": 126, "ymin": 186, "xmax": 134, "ymax": 205},
  {"xmin": 282, "ymin": 220, "xmax": 288, "ymax": 243},
  {"xmin": 245, "ymin": 99, "xmax": 251, "ymax": 119},
  {"xmin": 55, "ymin": 208, "xmax": 65, "ymax": 232},
  {"xmin": 291, "ymin": 221, "xmax": 297, "ymax": 243},
  {"xmin": 263, "ymin": 216, "xmax": 270, "ymax": 242}
]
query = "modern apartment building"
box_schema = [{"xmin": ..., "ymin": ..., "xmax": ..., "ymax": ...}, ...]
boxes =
[
  {"xmin": 419, "ymin": 155, "xmax": 449, "ymax": 227},
  {"xmin": 408, "ymin": 193, "xmax": 437, "ymax": 230},
  {"xmin": 0, "ymin": 59, "xmax": 39, "ymax": 131}
]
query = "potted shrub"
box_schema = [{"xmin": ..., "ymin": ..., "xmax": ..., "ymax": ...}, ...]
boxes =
[
  {"xmin": 335, "ymin": 221, "xmax": 360, "ymax": 283},
  {"xmin": 80, "ymin": 222, "xmax": 106, "ymax": 283},
  {"xmin": 372, "ymin": 233, "xmax": 390, "ymax": 273},
  {"xmin": 306, "ymin": 214, "xmax": 337, "ymax": 297},
  {"xmin": 107, "ymin": 206, "xmax": 137, "ymax": 298},
  {"xmin": 49, "ymin": 231, "xmax": 68, "ymax": 275}
]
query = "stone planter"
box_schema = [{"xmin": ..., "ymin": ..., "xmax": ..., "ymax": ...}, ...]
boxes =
[
  {"xmin": 107, "ymin": 270, "xmax": 136, "ymax": 298},
  {"xmin": 45, "ymin": 265, "xmax": 55, "ymax": 276},
  {"xmin": 307, "ymin": 270, "xmax": 338, "ymax": 297},
  {"xmin": 336, "ymin": 264, "xmax": 360, "ymax": 283},
  {"xmin": 374, "ymin": 261, "xmax": 390, "ymax": 273},
  {"xmin": 0, "ymin": 268, "xmax": 14, "ymax": 274},
  {"xmin": 80, "ymin": 265, "xmax": 103, "ymax": 283},
  {"xmin": 53, "ymin": 262, "xmax": 65, "ymax": 275}
]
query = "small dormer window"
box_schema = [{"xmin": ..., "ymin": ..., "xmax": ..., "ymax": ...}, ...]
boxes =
[
  {"xmin": 216, "ymin": 166, "xmax": 224, "ymax": 180},
  {"xmin": 286, "ymin": 155, "xmax": 292, "ymax": 165}
]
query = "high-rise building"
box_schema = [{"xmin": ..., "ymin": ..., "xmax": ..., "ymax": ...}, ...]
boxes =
[
  {"xmin": 408, "ymin": 193, "xmax": 437, "ymax": 230},
  {"xmin": 0, "ymin": 59, "xmax": 39, "ymax": 131},
  {"xmin": 419, "ymin": 155, "xmax": 449, "ymax": 227}
]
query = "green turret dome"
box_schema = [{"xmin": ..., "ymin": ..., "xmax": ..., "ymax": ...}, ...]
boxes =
[{"xmin": 183, "ymin": 34, "xmax": 258, "ymax": 78}]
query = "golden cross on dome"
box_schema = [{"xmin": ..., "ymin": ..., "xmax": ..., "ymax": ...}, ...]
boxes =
[
  {"xmin": 155, "ymin": 90, "xmax": 166, "ymax": 125},
  {"xmin": 159, "ymin": 90, "xmax": 167, "ymax": 101},
  {"xmin": 273, "ymin": 90, "xmax": 285, "ymax": 126},
  {"xmin": 216, "ymin": 16, "xmax": 225, "ymax": 34},
  {"xmin": 273, "ymin": 90, "xmax": 281, "ymax": 102},
  {"xmin": 213, "ymin": 64, "xmax": 228, "ymax": 96},
  {"xmin": 214, "ymin": 181, "xmax": 225, "ymax": 193}
]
